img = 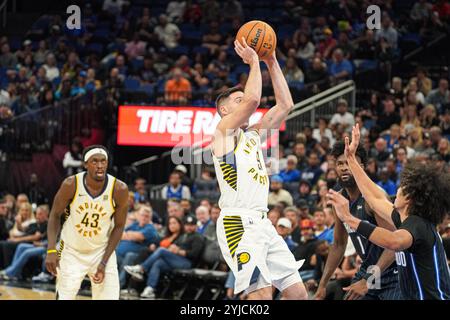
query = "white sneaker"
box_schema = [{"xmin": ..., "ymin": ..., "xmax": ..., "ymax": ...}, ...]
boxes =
[
  {"xmin": 124, "ymin": 265, "xmax": 144, "ymax": 281},
  {"xmin": 32, "ymin": 272, "xmax": 53, "ymax": 283},
  {"xmin": 140, "ymin": 286, "xmax": 155, "ymax": 299}
]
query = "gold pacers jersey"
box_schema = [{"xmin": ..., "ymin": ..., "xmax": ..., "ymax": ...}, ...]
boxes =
[
  {"xmin": 61, "ymin": 172, "xmax": 116, "ymax": 253},
  {"xmin": 213, "ymin": 129, "xmax": 269, "ymax": 214}
]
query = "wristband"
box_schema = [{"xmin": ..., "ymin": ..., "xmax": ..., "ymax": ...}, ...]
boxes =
[
  {"xmin": 362, "ymin": 272, "xmax": 372, "ymax": 281},
  {"xmin": 47, "ymin": 249, "xmax": 58, "ymax": 254},
  {"xmin": 356, "ymin": 220, "xmax": 376, "ymax": 239}
]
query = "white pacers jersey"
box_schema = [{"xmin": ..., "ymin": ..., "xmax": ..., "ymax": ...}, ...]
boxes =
[
  {"xmin": 60, "ymin": 172, "xmax": 116, "ymax": 254},
  {"xmin": 213, "ymin": 129, "xmax": 269, "ymax": 214}
]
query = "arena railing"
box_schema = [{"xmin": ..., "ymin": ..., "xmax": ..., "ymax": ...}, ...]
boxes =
[{"xmin": 0, "ymin": 0, "xmax": 7, "ymax": 28}]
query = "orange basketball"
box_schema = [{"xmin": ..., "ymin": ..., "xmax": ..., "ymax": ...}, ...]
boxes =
[{"xmin": 236, "ymin": 20, "xmax": 277, "ymax": 59}]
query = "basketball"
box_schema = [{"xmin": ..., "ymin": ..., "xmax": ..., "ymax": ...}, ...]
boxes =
[{"xmin": 236, "ymin": 20, "xmax": 277, "ymax": 59}]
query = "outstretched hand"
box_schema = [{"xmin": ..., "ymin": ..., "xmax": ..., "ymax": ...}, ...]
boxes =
[
  {"xmin": 234, "ymin": 37, "xmax": 259, "ymax": 65},
  {"xmin": 345, "ymin": 123, "xmax": 361, "ymax": 159}
]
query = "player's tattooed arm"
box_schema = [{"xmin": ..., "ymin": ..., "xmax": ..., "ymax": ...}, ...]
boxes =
[{"xmin": 46, "ymin": 176, "xmax": 76, "ymax": 276}]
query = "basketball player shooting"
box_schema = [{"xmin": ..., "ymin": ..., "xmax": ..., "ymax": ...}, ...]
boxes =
[
  {"xmin": 212, "ymin": 38, "xmax": 307, "ymax": 300},
  {"xmin": 46, "ymin": 145, "xmax": 129, "ymax": 300}
]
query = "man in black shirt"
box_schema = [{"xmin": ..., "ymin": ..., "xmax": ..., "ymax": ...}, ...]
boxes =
[
  {"xmin": 124, "ymin": 215, "xmax": 205, "ymax": 299},
  {"xmin": 0, "ymin": 199, "xmax": 11, "ymax": 241},
  {"xmin": 376, "ymin": 98, "xmax": 401, "ymax": 132},
  {"xmin": 329, "ymin": 124, "xmax": 450, "ymax": 300}
]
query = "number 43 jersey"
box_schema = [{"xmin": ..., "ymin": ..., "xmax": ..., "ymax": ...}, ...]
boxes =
[{"xmin": 61, "ymin": 172, "xmax": 116, "ymax": 254}]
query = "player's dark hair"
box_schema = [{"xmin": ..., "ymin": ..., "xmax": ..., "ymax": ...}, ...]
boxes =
[
  {"xmin": 215, "ymin": 86, "xmax": 244, "ymax": 117},
  {"xmin": 400, "ymin": 161, "xmax": 450, "ymax": 225},
  {"xmin": 330, "ymin": 141, "xmax": 368, "ymax": 166},
  {"xmin": 82, "ymin": 144, "xmax": 109, "ymax": 162}
]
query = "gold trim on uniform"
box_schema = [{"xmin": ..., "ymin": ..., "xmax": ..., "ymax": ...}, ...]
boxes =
[
  {"xmin": 219, "ymin": 161, "xmax": 237, "ymax": 191},
  {"xmin": 70, "ymin": 175, "xmax": 78, "ymax": 206},
  {"xmin": 223, "ymin": 216, "xmax": 244, "ymax": 258},
  {"xmin": 110, "ymin": 177, "xmax": 116, "ymax": 209},
  {"xmin": 58, "ymin": 239, "xmax": 64, "ymax": 258}
]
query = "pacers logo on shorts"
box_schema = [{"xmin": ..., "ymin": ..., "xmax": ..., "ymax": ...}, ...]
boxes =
[{"xmin": 237, "ymin": 252, "xmax": 251, "ymax": 271}]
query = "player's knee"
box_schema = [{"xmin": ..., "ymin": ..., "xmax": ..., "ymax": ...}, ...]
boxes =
[
  {"xmin": 282, "ymin": 282, "xmax": 308, "ymax": 300},
  {"xmin": 248, "ymin": 288, "xmax": 272, "ymax": 300}
]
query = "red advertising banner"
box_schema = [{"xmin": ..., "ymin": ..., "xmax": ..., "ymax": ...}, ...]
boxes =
[{"xmin": 117, "ymin": 105, "xmax": 284, "ymax": 147}]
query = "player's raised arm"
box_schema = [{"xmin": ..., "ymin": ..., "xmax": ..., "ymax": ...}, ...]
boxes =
[
  {"xmin": 215, "ymin": 38, "xmax": 261, "ymax": 134},
  {"xmin": 92, "ymin": 180, "xmax": 129, "ymax": 284},
  {"xmin": 345, "ymin": 124, "xmax": 395, "ymax": 226},
  {"xmin": 254, "ymin": 51, "xmax": 294, "ymax": 131},
  {"xmin": 46, "ymin": 176, "xmax": 76, "ymax": 276}
]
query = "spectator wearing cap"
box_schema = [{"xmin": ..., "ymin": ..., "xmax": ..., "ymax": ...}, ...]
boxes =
[
  {"xmin": 317, "ymin": 27, "xmax": 337, "ymax": 59},
  {"xmin": 268, "ymin": 175, "xmax": 293, "ymax": 207},
  {"xmin": 330, "ymin": 99, "xmax": 355, "ymax": 133},
  {"xmin": 301, "ymin": 151, "xmax": 324, "ymax": 187},
  {"xmin": 174, "ymin": 164, "xmax": 193, "ymax": 190},
  {"xmin": 296, "ymin": 199, "xmax": 312, "ymax": 220},
  {"xmin": 279, "ymin": 155, "xmax": 301, "ymax": 183},
  {"xmin": 283, "ymin": 207, "xmax": 301, "ymax": 245},
  {"xmin": 195, "ymin": 205, "xmax": 211, "ymax": 235},
  {"xmin": 293, "ymin": 219, "xmax": 318, "ymax": 281},
  {"xmin": 161, "ymin": 172, "xmax": 191, "ymax": 201},
  {"xmin": 124, "ymin": 215, "xmax": 205, "ymax": 299},
  {"xmin": 276, "ymin": 218, "xmax": 297, "ymax": 251}
]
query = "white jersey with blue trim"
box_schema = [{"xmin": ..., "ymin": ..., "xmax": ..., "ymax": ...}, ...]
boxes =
[
  {"xmin": 212, "ymin": 129, "xmax": 269, "ymax": 214},
  {"xmin": 60, "ymin": 172, "xmax": 116, "ymax": 254}
]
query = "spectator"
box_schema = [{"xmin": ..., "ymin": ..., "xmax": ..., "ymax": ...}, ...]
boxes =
[
  {"xmin": 279, "ymin": 155, "xmax": 301, "ymax": 183},
  {"xmin": 296, "ymin": 182, "xmax": 316, "ymax": 211},
  {"xmin": 401, "ymin": 104, "xmax": 421, "ymax": 129},
  {"xmin": 201, "ymin": 0, "xmax": 220, "ymax": 23},
  {"xmin": 164, "ymin": 68, "xmax": 192, "ymax": 104},
  {"xmin": 313, "ymin": 118, "xmax": 335, "ymax": 146},
  {"xmin": 0, "ymin": 205, "xmax": 49, "ymax": 280},
  {"xmin": 0, "ymin": 199, "xmax": 12, "ymax": 241},
  {"xmin": 328, "ymin": 48, "xmax": 353, "ymax": 81},
  {"xmin": 268, "ymin": 208, "xmax": 282, "ymax": 227},
  {"xmin": 318, "ymin": 28, "xmax": 337, "ymax": 59},
  {"xmin": 283, "ymin": 57, "xmax": 304, "ymax": 83},
  {"xmin": 166, "ymin": 0, "xmax": 187, "ymax": 23},
  {"xmin": 125, "ymin": 33, "xmax": 147, "ymax": 60},
  {"xmin": 377, "ymin": 98, "xmax": 401, "ymax": 131},
  {"xmin": 330, "ymin": 98, "xmax": 355, "ymax": 132},
  {"xmin": 426, "ymin": 78, "xmax": 450, "ymax": 113},
  {"xmin": 411, "ymin": 67, "xmax": 433, "ymax": 96},
  {"xmin": 294, "ymin": 32, "xmax": 315, "ymax": 61},
  {"xmin": 202, "ymin": 205, "xmax": 222, "ymax": 266},
  {"xmin": 375, "ymin": 13, "xmax": 398, "ymax": 49},
  {"xmin": 301, "ymin": 152, "xmax": 324, "ymax": 187},
  {"xmin": 354, "ymin": 29, "xmax": 377, "ymax": 60},
  {"xmin": 33, "ymin": 40, "xmax": 49, "ymax": 65},
  {"xmin": 377, "ymin": 168, "xmax": 397, "ymax": 196},
  {"xmin": 42, "ymin": 53, "xmax": 60, "ymax": 82},
  {"xmin": 180, "ymin": 199, "xmax": 193, "ymax": 216},
  {"xmin": 268, "ymin": 175, "xmax": 294, "ymax": 207},
  {"xmin": 117, "ymin": 206, "xmax": 159, "ymax": 288},
  {"xmin": 383, "ymin": 124, "xmax": 401, "ymax": 152},
  {"xmin": 222, "ymin": 0, "xmax": 243, "ymax": 21},
  {"xmin": 62, "ymin": 138, "xmax": 84, "ymax": 176},
  {"xmin": 370, "ymin": 137, "xmax": 391, "ymax": 163},
  {"xmin": 195, "ymin": 205, "xmax": 211, "ymax": 235},
  {"xmin": 174, "ymin": 164, "xmax": 193, "ymax": 190},
  {"xmin": 0, "ymin": 202, "xmax": 43, "ymax": 269},
  {"xmin": 293, "ymin": 219, "xmax": 318, "ymax": 281},
  {"xmin": 124, "ymin": 215, "xmax": 205, "ymax": 299},
  {"xmin": 202, "ymin": 21, "xmax": 223, "ymax": 55},
  {"xmin": 293, "ymin": 142, "xmax": 308, "ymax": 171},
  {"xmin": 437, "ymin": 138, "xmax": 450, "ymax": 162},
  {"xmin": 161, "ymin": 172, "xmax": 191, "ymax": 200},
  {"xmin": 167, "ymin": 201, "xmax": 185, "ymax": 221},
  {"xmin": 420, "ymin": 104, "xmax": 440, "ymax": 129},
  {"xmin": 306, "ymin": 57, "xmax": 328, "ymax": 84},
  {"xmin": 154, "ymin": 14, "xmax": 181, "ymax": 49},
  {"xmin": 0, "ymin": 43, "xmax": 17, "ymax": 68},
  {"xmin": 410, "ymin": 0, "xmax": 433, "ymax": 23},
  {"xmin": 284, "ymin": 207, "xmax": 301, "ymax": 245},
  {"xmin": 276, "ymin": 218, "xmax": 297, "ymax": 251},
  {"xmin": 133, "ymin": 178, "xmax": 148, "ymax": 203},
  {"xmin": 440, "ymin": 109, "xmax": 450, "ymax": 137},
  {"xmin": 25, "ymin": 173, "xmax": 48, "ymax": 206}
]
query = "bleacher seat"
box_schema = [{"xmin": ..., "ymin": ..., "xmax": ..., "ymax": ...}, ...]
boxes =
[{"xmin": 124, "ymin": 78, "xmax": 140, "ymax": 90}]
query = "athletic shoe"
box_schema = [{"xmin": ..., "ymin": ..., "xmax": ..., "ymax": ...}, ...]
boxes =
[
  {"xmin": 140, "ymin": 286, "xmax": 155, "ymax": 299},
  {"xmin": 124, "ymin": 265, "xmax": 144, "ymax": 281},
  {"xmin": 31, "ymin": 272, "xmax": 53, "ymax": 283}
]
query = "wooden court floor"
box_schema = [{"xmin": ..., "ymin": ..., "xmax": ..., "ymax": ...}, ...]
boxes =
[{"xmin": 0, "ymin": 284, "xmax": 90, "ymax": 300}]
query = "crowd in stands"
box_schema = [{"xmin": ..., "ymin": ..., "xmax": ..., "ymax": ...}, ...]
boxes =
[{"xmin": 0, "ymin": 0, "xmax": 450, "ymax": 299}]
